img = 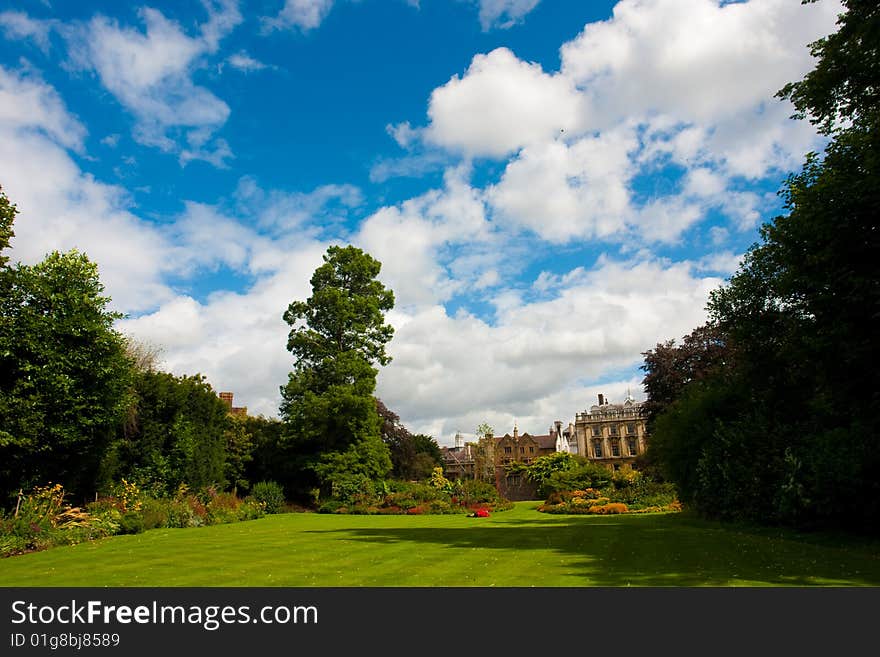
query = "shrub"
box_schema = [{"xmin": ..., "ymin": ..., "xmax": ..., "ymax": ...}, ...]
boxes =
[
  {"xmin": 117, "ymin": 512, "xmax": 145, "ymax": 535},
  {"xmin": 588, "ymin": 503, "xmax": 629, "ymax": 514},
  {"xmin": 251, "ymin": 481, "xmax": 285, "ymax": 514},
  {"xmin": 540, "ymin": 463, "xmax": 613, "ymax": 498},
  {"xmin": 1, "ymin": 484, "xmax": 115, "ymax": 557}
]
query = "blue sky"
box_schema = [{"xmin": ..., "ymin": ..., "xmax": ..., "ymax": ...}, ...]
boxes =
[{"xmin": 0, "ymin": 0, "xmax": 840, "ymax": 443}]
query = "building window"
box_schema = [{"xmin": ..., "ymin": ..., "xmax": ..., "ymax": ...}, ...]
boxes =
[
  {"xmin": 529, "ymin": 447, "xmax": 535, "ymax": 454},
  {"xmin": 628, "ymin": 437, "xmax": 638, "ymax": 456},
  {"xmin": 519, "ymin": 447, "xmax": 525, "ymax": 454},
  {"xmin": 593, "ymin": 441, "xmax": 603, "ymax": 458},
  {"xmin": 609, "ymin": 425, "xmax": 619, "ymax": 436},
  {"xmin": 504, "ymin": 447, "xmax": 512, "ymax": 454},
  {"xmin": 626, "ymin": 423, "xmax": 636, "ymax": 435},
  {"xmin": 611, "ymin": 440, "xmax": 620, "ymax": 457},
  {"xmin": 592, "ymin": 426, "xmax": 602, "ymax": 437}
]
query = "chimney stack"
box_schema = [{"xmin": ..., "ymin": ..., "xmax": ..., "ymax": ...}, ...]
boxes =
[
  {"xmin": 220, "ymin": 392, "xmax": 234, "ymax": 407},
  {"xmin": 598, "ymin": 393, "xmax": 604, "ymax": 406}
]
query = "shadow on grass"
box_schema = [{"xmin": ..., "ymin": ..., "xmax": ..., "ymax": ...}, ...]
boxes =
[{"xmin": 306, "ymin": 512, "xmax": 880, "ymax": 586}]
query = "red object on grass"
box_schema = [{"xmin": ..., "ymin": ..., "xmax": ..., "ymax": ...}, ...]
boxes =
[{"xmin": 475, "ymin": 508, "xmax": 490, "ymax": 517}]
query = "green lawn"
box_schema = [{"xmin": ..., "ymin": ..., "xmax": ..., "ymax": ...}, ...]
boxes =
[{"xmin": 2, "ymin": 502, "xmax": 878, "ymax": 586}]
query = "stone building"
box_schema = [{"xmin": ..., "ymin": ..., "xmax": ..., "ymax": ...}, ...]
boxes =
[
  {"xmin": 440, "ymin": 421, "xmax": 577, "ymax": 501},
  {"xmin": 573, "ymin": 392, "xmax": 647, "ymax": 471},
  {"xmin": 439, "ymin": 393, "xmax": 648, "ymax": 499}
]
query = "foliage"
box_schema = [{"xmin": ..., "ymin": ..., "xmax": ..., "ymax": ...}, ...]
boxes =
[
  {"xmin": 537, "ymin": 470, "xmax": 679, "ymax": 516},
  {"xmin": 250, "ymin": 480, "xmax": 285, "ymax": 514},
  {"xmin": 428, "ymin": 467, "xmax": 453, "ymax": 494},
  {"xmin": 314, "ymin": 475, "xmax": 513, "ymax": 515},
  {"xmin": 0, "ymin": 230, "xmax": 133, "ymax": 500},
  {"xmin": 523, "ymin": 452, "xmax": 576, "ymax": 487},
  {"xmin": 640, "ymin": 323, "xmax": 730, "ymax": 431},
  {"xmin": 280, "ymin": 245, "xmax": 394, "ymax": 499},
  {"xmin": 0, "ymin": 184, "xmax": 15, "ymax": 269},
  {"xmin": 0, "ymin": 484, "xmax": 116, "ymax": 557},
  {"xmin": 223, "ymin": 414, "xmax": 255, "ymax": 493},
  {"xmin": 776, "ymin": 0, "xmax": 879, "ymax": 136},
  {"xmin": 642, "ymin": 1, "xmax": 880, "ymax": 533},
  {"xmin": 539, "ymin": 460, "xmax": 613, "ymax": 499},
  {"xmin": 377, "ymin": 398, "xmax": 442, "ymax": 480},
  {"xmin": 240, "ymin": 415, "xmax": 287, "ymax": 493},
  {"xmin": 111, "ymin": 371, "xmax": 230, "ymax": 495}
]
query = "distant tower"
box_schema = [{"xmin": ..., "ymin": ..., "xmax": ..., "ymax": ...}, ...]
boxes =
[{"xmin": 454, "ymin": 431, "xmax": 463, "ymax": 449}]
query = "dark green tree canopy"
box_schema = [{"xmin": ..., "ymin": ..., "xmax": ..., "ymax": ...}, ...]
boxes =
[
  {"xmin": 777, "ymin": 0, "xmax": 880, "ymax": 134},
  {"xmin": 283, "ymin": 245, "xmax": 394, "ymax": 370},
  {"xmin": 644, "ymin": 0, "xmax": 880, "ymax": 533},
  {"xmin": 280, "ymin": 245, "xmax": 395, "ymax": 500},
  {"xmin": 0, "ymin": 243, "xmax": 132, "ymax": 500}
]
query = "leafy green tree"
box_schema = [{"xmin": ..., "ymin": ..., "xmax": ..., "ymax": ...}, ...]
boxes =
[
  {"xmin": 640, "ymin": 324, "xmax": 730, "ymax": 431},
  {"xmin": 647, "ymin": 0, "xmax": 880, "ymax": 532},
  {"xmin": 777, "ymin": 0, "xmax": 879, "ymax": 136},
  {"xmin": 0, "ymin": 185, "xmax": 15, "ymax": 268},
  {"xmin": 224, "ymin": 413, "xmax": 255, "ymax": 493},
  {"xmin": 524, "ymin": 451, "xmax": 576, "ymax": 487},
  {"xmin": 280, "ymin": 245, "xmax": 394, "ymax": 500},
  {"xmin": 472, "ymin": 422, "xmax": 496, "ymax": 483},
  {"xmin": 377, "ymin": 398, "xmax": 442, "ymax": 480},
  {"xmin": 242, "ymin": 414, "xmax": 286, "ymax": 492},
  {"xmin": 112, "ymin": 371, "xmax": 230, "ymax": 494},
  {"xmin": 0, "ymin": 237, "xmax": 132, "ymax": 502}
]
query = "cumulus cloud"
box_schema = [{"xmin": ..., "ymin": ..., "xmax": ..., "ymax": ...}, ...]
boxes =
[
  {"xmin": 0, "ymin": 66, "xmax": 176, "ymax": 313},
  {"xmin": 560, "ymin": 0, "xmax": 841, "ymax": 122},
  {"xmin": 0, "ymin": 66, "xmax": 86, "ymax": 151},
  {"xmin": 488, "ymin": 124, "xmax": 637, "ymax": 242},
  {"xmin": 377, "ymin": 255, "xmax": 721, "ymax": 441},
  {"xmin": 355, "ymin": 167, "xmax": 492, "ymax": 309},
  {"xmin": 425, "ymin": 48, "xmax": 586, "ymax": 158},
  {"xmin": 416, "ymin": 0, "xmax": 839, "ymax": 245}
]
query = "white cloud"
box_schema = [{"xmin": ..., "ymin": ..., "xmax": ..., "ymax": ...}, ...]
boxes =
[
  {"xmin": 57, "ymin": 3, "xmax": 242, "ymax": 164},
  {"xmin": 694, "ymin": 250, "xmax": 743, "ymax": 276},
  {"xmin": 0, "ymin": 66, "xmax": 176, "ymax": 313},
  {"xmin": 264, "ymin": 0, "xmax": 335, "ymax": 32},
  {"xmin": 355, "ymin": 167, "xmax": 491, "ymax": 309},
  {"xmin": 0, "ymin": 66, "xmax": 86, "ymax": 151},
  {"xmin": 417, "ymin": 0, "xmax": 840, "ymax": 246},
  {"xmin": 489, "ymin": 124, "xmax": 636, "ymax": 242},
  {"xmin": 120, "ymin": 242, "xmax": 331, "ymax": 418},
  {"xmin": 0, "ymin": 11, "xmax": 53, "ymax": 53},
  {"xmin": 476, "ymin": 0, "xmax": 542, "ymax": 31},
  {"xmin": 377, "ymin": 255, "xmax": 721, "ymax": 442},
  {"xmin": 226, "ymin": 52, "xmax": 267, "ymax": 72},
  {"xmin": 386, "ymin": 121, "xmax": 420, "ymax": 148},
  {"xmin": 560, "ymin": 0, "xmax": 841, "ymax": 126},
  {"xmin": 425, "ymin": 48, "xmax": 587, "ymax": 158}
]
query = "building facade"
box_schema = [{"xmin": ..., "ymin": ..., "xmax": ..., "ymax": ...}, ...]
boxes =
[
  {"xmin": 440, "ymin": 421, "xmax": 577, "ymax": 501},
  {"xmin": 574, "ymin": 393, "xmax": 647, "ymax": 471},
  {"xmin": 440, "ymin": 393, "xmax": 648, "ymax": 499}
]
